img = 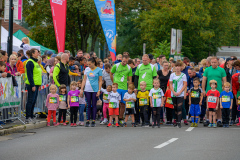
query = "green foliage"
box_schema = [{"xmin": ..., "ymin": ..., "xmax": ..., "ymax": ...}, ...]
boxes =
[{"xmin": 152, "ymin": 40, "xmax": 170, "ymax": 59}]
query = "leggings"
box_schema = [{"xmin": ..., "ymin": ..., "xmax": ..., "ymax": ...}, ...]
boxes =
[
  {"xmin": 140, "ymin": 105, "xmax": 149, "ymax": 124},
  {"xmin": 85, "ymin": 92, "xmax": 98, "ymax": 121},
  {"xmin": 79, "ymin": 104, "xmax": 85, "ymax": 121},
  {"xmin": 70, "ymin": 107, "xmax": 78, "ymax": 123},
  {"xmin": 58, "ymin": 109, "xmax": 67, "ymax": 123},
  {"xmin": 103, "ymin": 103, "xmax": 110, "ymax": 118},
  {"xmin": 172, "ymin": 97, "xmax": 184, "ymax": 123},
  {"xmin": 166, "ymin": 107, "xmax": 173, "ymax": 122},
  {"xmin": 152, "ymin": 107, "xmax": 160, "ymax": 125},
  {"xmin": 47, "ymin": 110, "xmax": 56, "ymax": 123}
]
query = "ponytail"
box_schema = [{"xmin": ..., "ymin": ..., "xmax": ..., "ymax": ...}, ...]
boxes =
[
  {"xmin": 88, "ymin": 57, "xmax": 97, "ymax": 66},
  {"xmin": 28, "ymin": 48, "xmax": 37, "ymax": 57}
]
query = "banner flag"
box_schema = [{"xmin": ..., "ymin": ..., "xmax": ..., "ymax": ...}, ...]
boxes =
[
  {"xmin": 50, "ymin": 0, "xmax": 67, "ymax": 53},
  {"xmin": 170, "ymin": 28, "xmax": 176, "ymax": 55},
  {"xmin": 177, "ymin": 29, "xmax": 182, "ymax": 54},
  {"xmin": 94, "ymin": 0, "xmax": 117, "ymax": 61}
]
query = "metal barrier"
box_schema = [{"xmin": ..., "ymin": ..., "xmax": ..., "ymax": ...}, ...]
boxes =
[{"xmin": 0, "ymin": 76, "xmax": 23, "ymax": 128}]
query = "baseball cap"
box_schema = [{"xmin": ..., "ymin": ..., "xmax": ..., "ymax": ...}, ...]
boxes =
[
  {"xmin": 47, "ymin": 51, "xmax": 53, "ymax": 55},
  {"xmin": 226, "ymin": 57, "xmax": 233, "ymax": 62}
]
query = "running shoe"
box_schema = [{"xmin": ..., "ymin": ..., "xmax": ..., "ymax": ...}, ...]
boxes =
[
  {"xmin": 204, "ymin": 120, "xmax": 210, "ymax": 127},
  {"xmin": 208, "ymin": 123, "xmax": 212, "ymax": 128},
  {"xmin": 236, "ymin": 123, "xmax": 240, "ymax": 126},
  {"xmin": 73, "ymin": 123, "xmax": 77, "ymax": 127},
  {"xmin": 115, "ymin": 123, "xmax": 120, "ymax": 127},
  {"xmin": 80, "ymin": 122, "xmax": 84, "ymax": 126},
  {"xmin": 53, "ymin": 123, "xmax": 58, "ymax": 126},
  {"xmin": 200, "ymin": 118, "xmax": 203, "ymax": 123},
  {"xmin": 194, "ymin": 123, "xmax": 198, "ymax": 127},
  {"xmin": 100, "ymin": 121, "xmax": 108, "ymax": 125},
  {"xmin": 184, "ymin": 120, "xmax": 188, "ymax": 125},
  {"xmin": 213, "ymin": 123, "xmax": 217, "ymax": 128},
  {"xmin": 91, "ymin": 121, "xmax": 96, "ymax": 127},
  {"xmin": 191, "ymin": 123, "xmax": 195, "ymax": 127},
  {"xmin": 123, "ymin": 122, "xmax": 127, "ymax": 127},
  {"xmin": 177, "ymin": 123, "xmax": 181, "ymax": 128},
  {"xmin": 174, "ymin": 123, "xmax": 177, "ymax": 127},
  {"xmin": 217, "ymin": 121, "xmax": 223, "ymax": 127},
  {"xmin": 47, "ymin": 122, "xmax": 50, "ymax": 126},
  {"xmin": 107, "ymin": 123, "xmax": 112, "ymax": 127},
  {"xmin": 223, "ymin": 124, "xmax": 226, "ymax": 128},
  {"xmin": 132, "ymin": 123, "xmax": 136, "ymax": 127},
  {"xmin": 70, "ymin": 123, "xmax": 74, "ymax": 127},
  {"xmin": 165, "ymin": 121, "xmax": 170, "ymax": 126},
  {"xmin": 229, "ymin": 120, "xmax": 233, "ymax": 126},
  {"xmin": 158, "ymin": 125, "xmax": 160, "ymax": 128},
  {"xmin": 63, "ymin": 123, "xmax": 67, "ymax": 126},
  {"xmin": 226, "ymin": 124, "xmax": 229, "ymax": 128},
  {"xmin": 85, "ymin": 121, "xmax": 90, "ymax": 127},
  {"xmin": 77, "ymin": 121, "xmax": 81, "ymax": 126}
]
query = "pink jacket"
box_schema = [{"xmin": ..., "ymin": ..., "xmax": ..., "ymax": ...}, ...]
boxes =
[{"xmin": 46, "ymin": 93, "xmax": 59, "ymax": 111}]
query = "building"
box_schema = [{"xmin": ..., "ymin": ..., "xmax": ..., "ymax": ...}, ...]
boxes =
[{"xmin": 216, "ymin": 46, "xmax": 240, "ymax": 59}]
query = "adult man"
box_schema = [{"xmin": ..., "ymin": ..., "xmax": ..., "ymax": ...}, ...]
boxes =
[
  {"xmin": 158, "ymin": 55, "xmax": 166, "ymax": 70},
  {"xmin": 65, "ymin": 50, "xmax": 71, "ymax": 57},
  {"xmin": 136, "ymin": 58, "xmax": 141, "ymax": 67},
  {"xmin": 110, "ymin": 55, "xmax": 132, "ymax": 123},
  {"xmin": 134, "ymin": 54, "xmax": 157, "ymax": 125},
  {"xmin": 107, "ymin": 54, "xmax": 112, "ymax": 65},
  {"xmin": 53, "ymin": 53, "xmax": 71, "ymax": 91},
  {"xmin": 76, "ymin": 50, "xmax": 83, "ymax": 58},
  {"xmin": 202, "ymin": 57, "xmax": 227, "ymax": 127},
  {"xmin": 0, "ymin": 50, "xmax": 8, "ymax": 62}
]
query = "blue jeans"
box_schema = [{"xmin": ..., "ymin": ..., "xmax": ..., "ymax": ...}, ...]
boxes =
[
  {"xmin": 26, "ymin": 84, "xmax": 39, "ymax": 119},
  {"xmin": 79, "ymin": 104, "xmax": 85, "ymax": 121}
]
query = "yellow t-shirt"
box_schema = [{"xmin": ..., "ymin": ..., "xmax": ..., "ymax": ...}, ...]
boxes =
[{"xmin": 137, "ymin": 90, "xmax": 149, "ymax": 106}]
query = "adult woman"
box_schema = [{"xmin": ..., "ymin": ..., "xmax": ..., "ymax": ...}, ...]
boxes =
[
  {"xmin": 50, "ymin": 56, "xmax": 61, "ymax": 77},
  {"xmin": 169, "ymin": 61, "xmax": 187, "ymax": 128},
  {"xmin": 5, "ymin": 54, "xmax": 21, "ymax": 76},
  {"xmin": 25, "ymin": 48, "xmax": 42, "ymax": 123},
  {"xmin": 80, "ymin": 57, "xmax": 102, "ymax": 127},
  {"xmin": 157, "ymin": 61, "xmax": 171, "ymax": 93}
]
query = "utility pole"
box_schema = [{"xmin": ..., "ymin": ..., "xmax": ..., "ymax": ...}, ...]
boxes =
[
  {"xmin": 0, "ymin": 0, "xmax": 3, "ymax": 49},
  {"xmin": 7, "ymin": 0, "xmax": 13, "ymax": 57}
]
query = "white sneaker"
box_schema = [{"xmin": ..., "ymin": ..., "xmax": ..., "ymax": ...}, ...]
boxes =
[{"xmin": 100, "ymin": 121, "xmax": 108, "ymax": 125}]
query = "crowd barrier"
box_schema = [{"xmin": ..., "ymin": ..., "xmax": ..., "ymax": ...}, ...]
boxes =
[{"xmin": 0, "ymin": 73, "xmax": 82, "ymax": 128}]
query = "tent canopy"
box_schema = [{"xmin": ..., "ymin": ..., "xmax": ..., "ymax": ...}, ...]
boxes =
[{"xmin": 13, "ymin": 30, "xmax": 56, "ymax": 54}]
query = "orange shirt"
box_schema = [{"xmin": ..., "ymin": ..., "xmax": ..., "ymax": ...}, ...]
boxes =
[{"xmin": 164, "ymin": 90, "xmax": 173, "ymax": 109}]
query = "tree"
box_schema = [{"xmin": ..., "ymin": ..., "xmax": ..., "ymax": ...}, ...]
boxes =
[{"xmin": 152, "ymin": 40, "xmax": 170, "ymax": 59}]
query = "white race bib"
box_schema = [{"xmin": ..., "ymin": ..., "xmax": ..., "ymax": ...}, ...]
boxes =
[{"xmin": 208, "ymin": 96, "xmax": 217, "ymax": 103}]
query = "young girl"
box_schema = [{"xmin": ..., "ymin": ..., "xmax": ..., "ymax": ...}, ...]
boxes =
[
  {"xmin": 100, "ymin": 85, "xmax": 112, "ymax": 125},
  {"xmin": 20, "ymin": 37, "xmax": 31, "ymax": 58},
  {"xmin": 57, "ymin": 84, "xmax": 68, "ymax": 126},
  {"xmin": 149, "ymin": 79, "xmax": 164, "ymax": 128},
  {"xmin": 77, "ymin": 80, "xmax": 86, "ymax": 126},
  {"xmin": 237, "ymin": 89, "xmax": 240, "ymax": 126},
  {"xmin": 206, "ymin": 80, "xmax": 220, "ymax": 128},
  {"xmin": 164, "ymin": 89, "xmax": 174, "ymax": 125},
  {"xmin": 68, "ymin": 81, "xmax": 80, "ymax": 127},
  {"xmin": 46, "ymin": 84, "xmax": 59, "ymax": 126},
  {"xmin": 123, "ymin": 84, "xmax": 137, "ymax": 127},
  {"xmin": 169, "ymin": 61, "xmax": 187, "ymax": 128}
]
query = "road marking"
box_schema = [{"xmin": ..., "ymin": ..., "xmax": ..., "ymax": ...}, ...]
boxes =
[
  {"xmin": 154, "ymin": 138, "xmax": 178, "ymax": 149},
  {"xmin": 186, "ymin": 127, "xmax": 194, "ymax": 131}
]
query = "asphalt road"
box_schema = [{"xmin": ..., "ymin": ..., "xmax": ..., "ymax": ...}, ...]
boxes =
[{"xmin": 1, "ymin": 123, "xmax": 240, "ymax": 160}]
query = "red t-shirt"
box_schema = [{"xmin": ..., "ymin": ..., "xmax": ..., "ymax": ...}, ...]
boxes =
[
  {"xmin": 164, "ymin": 90, "xmax": 173, "ymax": 109},
  {"xmin": 219, "ymin": 63, "xmax": 224, "ymax": 68},
  {"xmin": 206, "ymin": 90, "xmax": 220, "ymax": 108}
]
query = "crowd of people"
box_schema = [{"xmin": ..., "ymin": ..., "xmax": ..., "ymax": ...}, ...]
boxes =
[{"xmin": 1, "ymin": 41, "xmax": 240, "ymax": 129}]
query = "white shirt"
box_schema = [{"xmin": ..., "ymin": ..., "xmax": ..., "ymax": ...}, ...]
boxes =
[
  {"xmin": 169, "ymin": 73, "xmax": 187, "ymax": 97},
  {"xmin": 123, "ymin": 92, "xmax": 136, "ymax": 102},
  {"xmin": 101, "ymin": 88, "xmax": 111, "ymax": 103},
  {"xmin": 84, "ymin": 67, "xmax": 94, "ymax": 92},
  {"xmin": 108, "ymin": 91, "xmax": 121, "ymax": 108},
  {"xmin": 149, "ymin": 88, "xmax": 164, "ymax": 107}
]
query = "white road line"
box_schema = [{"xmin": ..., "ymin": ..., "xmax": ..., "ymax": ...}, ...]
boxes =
[
  {"xmin": 186, "ymin": 127, "xmax": 194, "ymax": 131},
  {"xmin": 154, "ymin": 138, "xmax": 178, "ymax": 149}
]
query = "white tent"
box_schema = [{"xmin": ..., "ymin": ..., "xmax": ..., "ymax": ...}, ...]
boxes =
[{"xmin": 1, "ymin": 26, "xmax": 40, "ymax": 52}]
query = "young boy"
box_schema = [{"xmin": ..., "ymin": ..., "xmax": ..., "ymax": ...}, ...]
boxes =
[
  {"xmin": 206, "ymin": 80, "xmax": 220, "ymax": 128},
  {"xmin": 69, "ymin": 57, "xmax": 79, "ymax": 73},
  {"xmin": 220, "ymin": 82, "xmax": 233, "ymax": 128},
  {"xmin": 107, "ymin": 83, "xmax": 121, "ymax": 127},
  {"xmin": 0, "ymin": 61, "xmax": 11, "ymax": 78},
  {"xmin": 123, "ymin": 84, "xmax": 137, "ymax": 127},
  {"xmin": 137, "ymin": 81, "xmax": 149, "ymax": 127},
  {"xmin": 189, "ymin": 77, "xmax": 203, "ymax": 127},
  {"xmin": 149, "ymin": 78, "xmax": 164, "ymax": 128},
  {"xmin": 164, "ymin": 89, "xmax": 174, "ymax": 125}
]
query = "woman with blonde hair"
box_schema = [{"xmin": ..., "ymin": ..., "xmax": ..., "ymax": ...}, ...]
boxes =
[
  {"xmin": 5, "ymin": 54, "xmax": 21, "ymax": 76},
  {"xmin": 20, "ymin": 37, "xmax": 31, "ymax": 58}
]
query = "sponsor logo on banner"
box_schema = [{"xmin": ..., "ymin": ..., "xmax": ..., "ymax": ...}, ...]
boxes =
[{"xmin": 52, "ymin": 0, "xmax": 63, "ymax": 5}]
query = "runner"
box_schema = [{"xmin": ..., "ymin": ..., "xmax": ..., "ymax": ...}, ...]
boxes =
[{"xmin": 110, "ymin": 55, "xmax": 132, "ymax": 124}]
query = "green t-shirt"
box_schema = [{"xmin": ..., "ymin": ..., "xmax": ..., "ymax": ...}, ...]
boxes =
[
  {"xmin": 135, "ymin": 63, "xmax": 157, "ymax": 90},
  {"xmin": 203, "ymin": 66, "xmax": 226, "ymax": 93},
  {"xmin": 237, "ymin": 91, "xmax": 240, "ymax": 99},
  {"xmin": 111, "ymin": 63, "xmax": 132, "ymax": 90}
]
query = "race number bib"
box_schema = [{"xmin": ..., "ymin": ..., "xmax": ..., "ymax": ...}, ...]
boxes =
[
  {"xmin": 59, "ymin": 95, "xmax": 66, "ymax": 102},
  {"xmin": 238, "ymin": 99, "xmax": 240, "ymax": 105},
  {"xmin": 71, "ymin": 96, "xmax": 79, "ymax": 103},
  {"xmin": 103, "ymin": 94, "xmax": 108, "ymax": 101},
  {"xmin": 126, "ymin": 102, "xmax": 135, "ymax": 108},
  {"xmin": 49, "ymin": 97, "xmax": 57, "ymax": 104},
  {"xmin": 191, "ymin": 91, "xmax": 199, "ymax": 98},
  {"xmin": 166, "ymin": 97, "xmax": 173, "ymax": 104},
  {"xmin": 139, "ymin": 99, "xmax": 148, "ymax": 106},
  {"xmin": 109, "ymin": 102, "xmax": 117, "ymax": 109},
  {"xmin": 153, "ymin": 92, "xmax": 161, "ymax": 99},
  {"xmin": 222, "ymin": 96, "xmax": 230, "ymax": 102},
  {"xmin": 208, "ymin": 96, "xmax": 217, "ymax": 103}
]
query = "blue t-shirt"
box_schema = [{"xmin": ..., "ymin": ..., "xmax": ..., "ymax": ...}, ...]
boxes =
[
  {"xmin": 84, "ymin": 67, "xmax": 103, "ymax": 92},
  {"xmin": 220, "ymin": 91, "xmax": 233, "ymax": 108}
]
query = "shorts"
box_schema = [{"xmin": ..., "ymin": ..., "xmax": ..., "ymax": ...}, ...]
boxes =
[
  {"xmin": 117, "ymin": 89, "xmax": 128, "ymax": 104},
  {"xmin": 125, "ymin": 108, "xmax": 136, "ymax": 115},
  {"xmin": 109, "ymin": 108, "xmax": 119, "ymax": 116},
  {"xmin": 189, "ymin": 104, "xmax": 201, "ymax": 116},
  {"xmin": 208, "ymin": 108, "xmax": 216, "ymax": 112}
]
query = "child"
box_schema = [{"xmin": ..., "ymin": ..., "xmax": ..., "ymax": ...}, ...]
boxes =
[
  {"xmin": 102, "ymin": 63, "xmax": 113, "ymax": 88},
  {"xmin": 189, "ymin": 77, "xmax": 203, "ymax": 127},
  {"xmin": 107, "ymin": 83, "xmax": 121, "ymax": 127},
  {"xmin": 237, "ymin": 90, "xmax": 240, "ymax": 126},
  {"xmin": 123, "ymin": 84, "xmax": 137, "ymax": 127},
  {"xmin": 57, "ymin": 84, "xmax": 68, "ymax": 126},
  {"xmin": 220, "ymin": 82, "xmax": 233, "ymax": 128},
  {"xmin": 137, "ymin": 81, "xmax": 149, "ymax": 127},
  {"xmin": 149, "ymin": 79, "xmax": 164, "ymax": 128},
  {"xmin": 67, "ymin": 81, "xmax": 80, "ymax": 127},
  {"xmin": 206, "ymin": 80, "xmax": 220, "ymax": 128},
  {"xmin": 46, "ymin": 84, "xmax": 59, "ymax": 126},
  {"xmin": 20, "ymin": 37, "xmax": 31, "ymax": 58},
  {"xmin": 100, "ymin": 85, "xmax": 112, "ymax": 124},
  {"xmin": 164, "ymin": 89, "xmax": 174, "ymax": 125},
  {"xmin": 77, "ymin": 80, "xmax": 86, "ymax": 126},
  {"xmin": 0, "ymin": 61, "xmax": 11, "ymax": 78}
]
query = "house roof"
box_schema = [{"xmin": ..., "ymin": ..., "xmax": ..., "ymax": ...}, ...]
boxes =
[{"xmin": 1, "ymin": 19, "xmax": 29, "ymax": 35}]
